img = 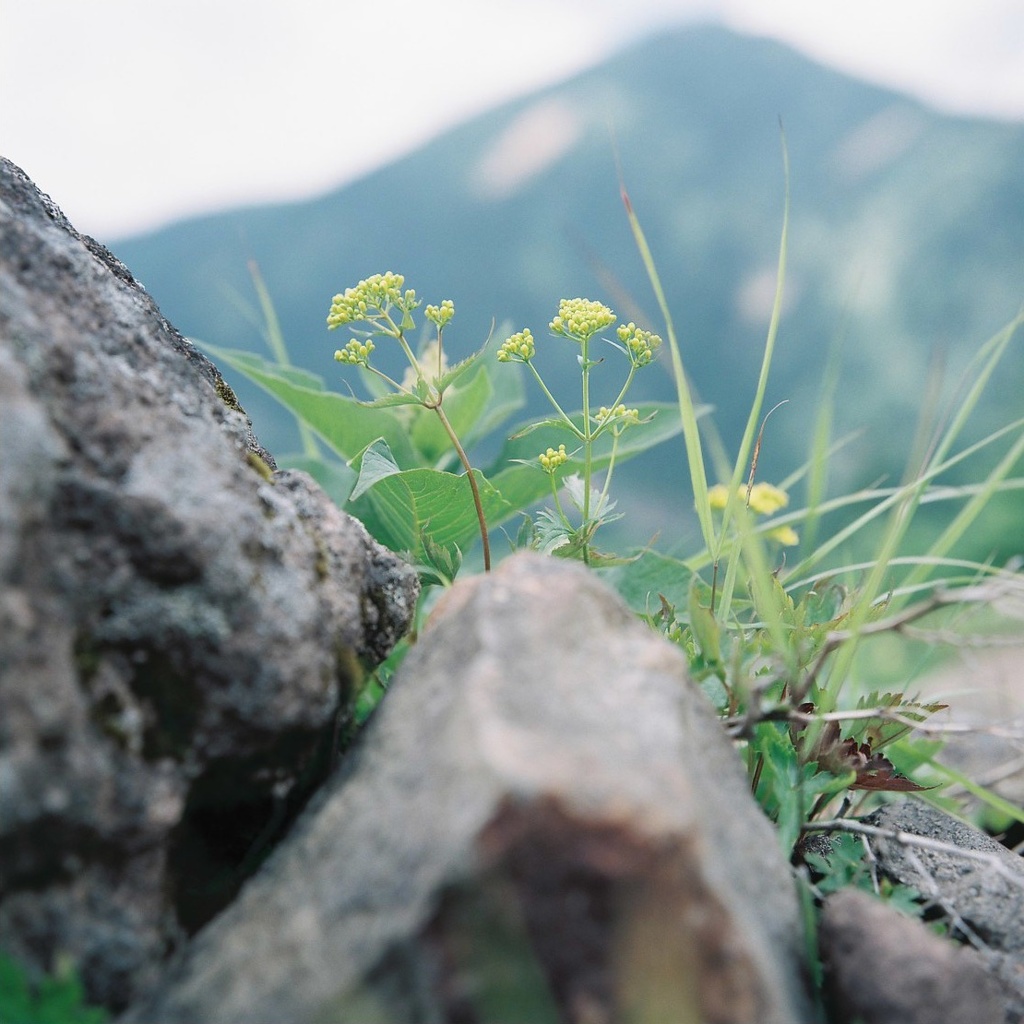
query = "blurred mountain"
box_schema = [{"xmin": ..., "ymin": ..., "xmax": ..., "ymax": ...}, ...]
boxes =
[{"xmin": 109, "ymin": 23, "xmax": 1024, "ymax": 555}]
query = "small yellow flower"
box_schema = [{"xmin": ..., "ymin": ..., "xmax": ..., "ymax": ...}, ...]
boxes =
[
  {"xmin": 616, "ymin": 323, "xmax": 662, "ymax": 367},
  {"xmin": 708, "ymin": 482, "xmax": 789, "ymax": 515},
  {"xmin": 425, "ymin": 299, "xmax": 454, "ymax": 329},
  {"xmin": 596, "ymin": 404, "xmax": 639, "ymax": 426},
  {"xmin": 708, "ymin": 484, "xmax": 731, "ymax": 511},
  {"xmin": 538, "ymin": 444, "xmax": 568, "ymax": 473},
  {"xmin": 766, "ymin": 525, "xmax": 800, "ymax": 546},
  {"xmin": 746, "ymin": 482, "xmax": 789, "ymax": 515},
  {"xmin": 497, "ymin": 329, "xmax": 536, "ymax": 363},
  {"xmin": 549, "ymin": 298, "xmax": 616, "ymax": 343},
  {"xmin": 334, "ymin": 338, "xmax": 375, "ymax": 366},
  {"xmin": 327, "ymin": 271, "xmax": 405, "ymax": 329}
]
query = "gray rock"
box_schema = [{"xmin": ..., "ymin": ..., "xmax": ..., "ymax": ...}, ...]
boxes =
[
  {"xmin": 121, "ymin": 553, "xmax": 815, "ymax": 1024},
  {"xmin": 865, "ymin": 799, "xmax": 1024, "ymax": 1020},
  {"xmin": 819, "ymin": 887, "xmax": 1004, "ymax": 1024},
  {"xmin": 0, "ymin": 157, "xmax": 418, "ymax": 1010}
]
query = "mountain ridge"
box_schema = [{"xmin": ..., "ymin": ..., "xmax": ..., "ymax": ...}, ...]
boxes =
[{"xmin": 109, "ymin": 23, "xmax": 1024, "ymax": 552}]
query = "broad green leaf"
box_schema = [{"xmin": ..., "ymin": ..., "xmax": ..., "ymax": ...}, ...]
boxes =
[
  {"xmin": 347, "ymin": 461, "xmax": 514, "ymax": 559},
  {"xmin": 207, "ymin": 346, "xmax": 324, "ymax": 390},
  {"xmin": 199, "ymin": 344, "xmax": 424, "ymax": 467},
  {"xmin": 350, "ymin": 438, "xmax": 402, "ymax": 501},
  {"xmin": 600, "ymin": 550, "xmax": 694, "ymax": 614},
  {"xmin": 487, "ymin": 401, "xmax": 696, "ymax": 478},
  {"xmin": 411, "ymin": 362, "xmax": 493, "ymax": 463},
  {"xmin": 481, "ymin": 404, "xmax": 699, "ymax": 559},
  {"xmin": 463, "ymin": 360, "xmax": 525, "ymax": 450}
]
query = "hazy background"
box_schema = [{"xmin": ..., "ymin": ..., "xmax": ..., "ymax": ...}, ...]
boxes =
[{"xmin": 3, "ymin": 0, "xmax": 1024, "ymax": 242}]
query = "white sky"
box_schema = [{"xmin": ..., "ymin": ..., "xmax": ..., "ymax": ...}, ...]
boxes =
[{"xmin": 2, "ymin": 0, "xmax": 1023, "ymax": 240}]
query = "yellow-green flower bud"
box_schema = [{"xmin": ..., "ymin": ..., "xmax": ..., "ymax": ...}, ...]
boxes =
[
  {"xmin": 425, "ymin": 299, "xmax": 455, "ymax": 329},
  {"xmin": 616, "ymin": 322, "xmax": 662, "ymax": 367},
  {"xmin": 326, "ymin": 271, "xmax": 405, "ymax": 329},
  {"xmin": 596, "ymin": 404, "xmax": 640, "ymax": 426},
  {"xmin": 497, "ymin": 328, "xmax": 536, "ymax": 363},
  {"xmin": 334, "ymin": 338, "xmax": 375, "ymax": 366},
  {"xmin": 538, "ymin": 443, "xmax": 568, "ymax": 473},
  {"xmin": 548, "ymin": 298, "xmax": 616, "ymax": 343}
]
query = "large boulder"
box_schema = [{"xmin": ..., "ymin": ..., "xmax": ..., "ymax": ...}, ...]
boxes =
[
  {"xmin": 121, "ymin": 553, "xmax": 815, "ymax": 1024},
  {"xmin": 0, "ymin": 157, "xmax": 418, "ymax": 1011}
]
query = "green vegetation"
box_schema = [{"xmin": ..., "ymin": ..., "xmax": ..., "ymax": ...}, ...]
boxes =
[
  {"xmin": 201, "ymin": 159, "xmax": 1024, "ymax": 1013},
  {"xmin": 0, "ymin": 954, "xmax": 107, "ymax": 1024}
]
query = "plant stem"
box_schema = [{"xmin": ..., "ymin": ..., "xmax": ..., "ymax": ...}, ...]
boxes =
[
  {"xmin": 581, "ymin": 337, "xmax": 593, "ymax": 565},
  {"xmin": 527, "ymin": 363, "xmax": 583, "ymax": 438},
  {"xmin": 433, "ymin": 403, "xmax": 491, "ymax": 571}
]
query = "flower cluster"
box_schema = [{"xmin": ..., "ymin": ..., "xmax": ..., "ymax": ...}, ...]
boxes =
[
  {"xmin": 538, "ymin": 443, "xmax": 568, "ymax": 473},
  {"xmin": 327, "ymin": 271, "xmax": 410, "ymax": 329},
  {"xmin": 497, "ymin": 328, "xmax": 536, "ymax": 363},
  {"xmin": 334, "ymin": 339, "xmax": 375, "ymax": 366},
  {"xmin": 708, "ymin": 482, "xmax": 797, "ymax": 544},
  {"xmin": 549, "ymin": 298, "xmax": 617, "ymax": 343},
  {"xmin": 425, "ymin": 299, "xmax": 455, "ymax": 329},
  {"xmin": 708, "ymin": 482, "xmax": 790, "ymax": 514},
  {"xmin": 596, "ymin": 404, "xmax": 639, "ymax": 426},
  {"xmin": 616, "ymin": 323, "xmax": 662, "ymax": 367}
]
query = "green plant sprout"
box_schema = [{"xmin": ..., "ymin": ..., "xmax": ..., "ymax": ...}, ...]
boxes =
[
  {"xmin": 497, "ymin": 301, "xmax": 661, "ymax": 565},
  {"xmin": 0, "ymin": 952, "xmax": 108, "ymax": 1024},
  {"xmin": 327, "ymin": 272, "xmax": 493, "ymax": 570}
]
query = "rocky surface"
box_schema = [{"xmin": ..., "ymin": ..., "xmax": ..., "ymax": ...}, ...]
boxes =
[
  {"xmin": 0, "ymin": 157, "xmax": 418, "ymax": 1011},
  {"xmin": 865, "ymin": 800, "xmax": 1024, "ymax": 1020},
  {"xmin": 819, "ymin": 886, "xmax": 1004, "ymax": 1024},
  {"xmin": 120, "ymin": 552, "xmax": 815, "ymax": 1024}
]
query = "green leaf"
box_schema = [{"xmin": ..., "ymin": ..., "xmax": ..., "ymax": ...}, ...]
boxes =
[
  {"xmin": 350, "ymin": 439, "xmax": 403, "ymax": 501},
  {"xmin": 436, "ymin": 340, "xmax": 490, "ymax": 391},
  {"xmin": 507, "ymin": 417, "xmax": 576, "ymax": 441},
  {"xmin": 412, "ymin": 362, "xmax": 494, "ymax": 463},
  {"xmin": 488, "ymin": 401, "xmax": 695, "ymax": 477},
  {"xmin": 361, "ymin": 391, "xmax": 428, "ymax": 409},
  {"xmin": 198, "ymin": 344, "xmax": 424, "ymax": 467},
  {"xmin": 346, "ymin": 459, "xmax": 514, "ymax": 559},
  {"xmin": 462, "ymin": 361, "xmax": 525, "ymax": 450},
  {"xmin": 688, "ymin": 579, "xmax": 721, "ymax": 664},
  {"xmin": 600, "ymin": 549, "xmax": 694, "ymax": 614}
]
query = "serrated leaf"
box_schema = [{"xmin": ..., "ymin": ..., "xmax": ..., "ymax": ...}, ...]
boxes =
[
  {"xmin": 361, "ymin": 391, "xmax": 427, "ymax": 409},
  {"xmin": 436, "ymin": 339, "xmax": 491, "ymax": 391}
]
